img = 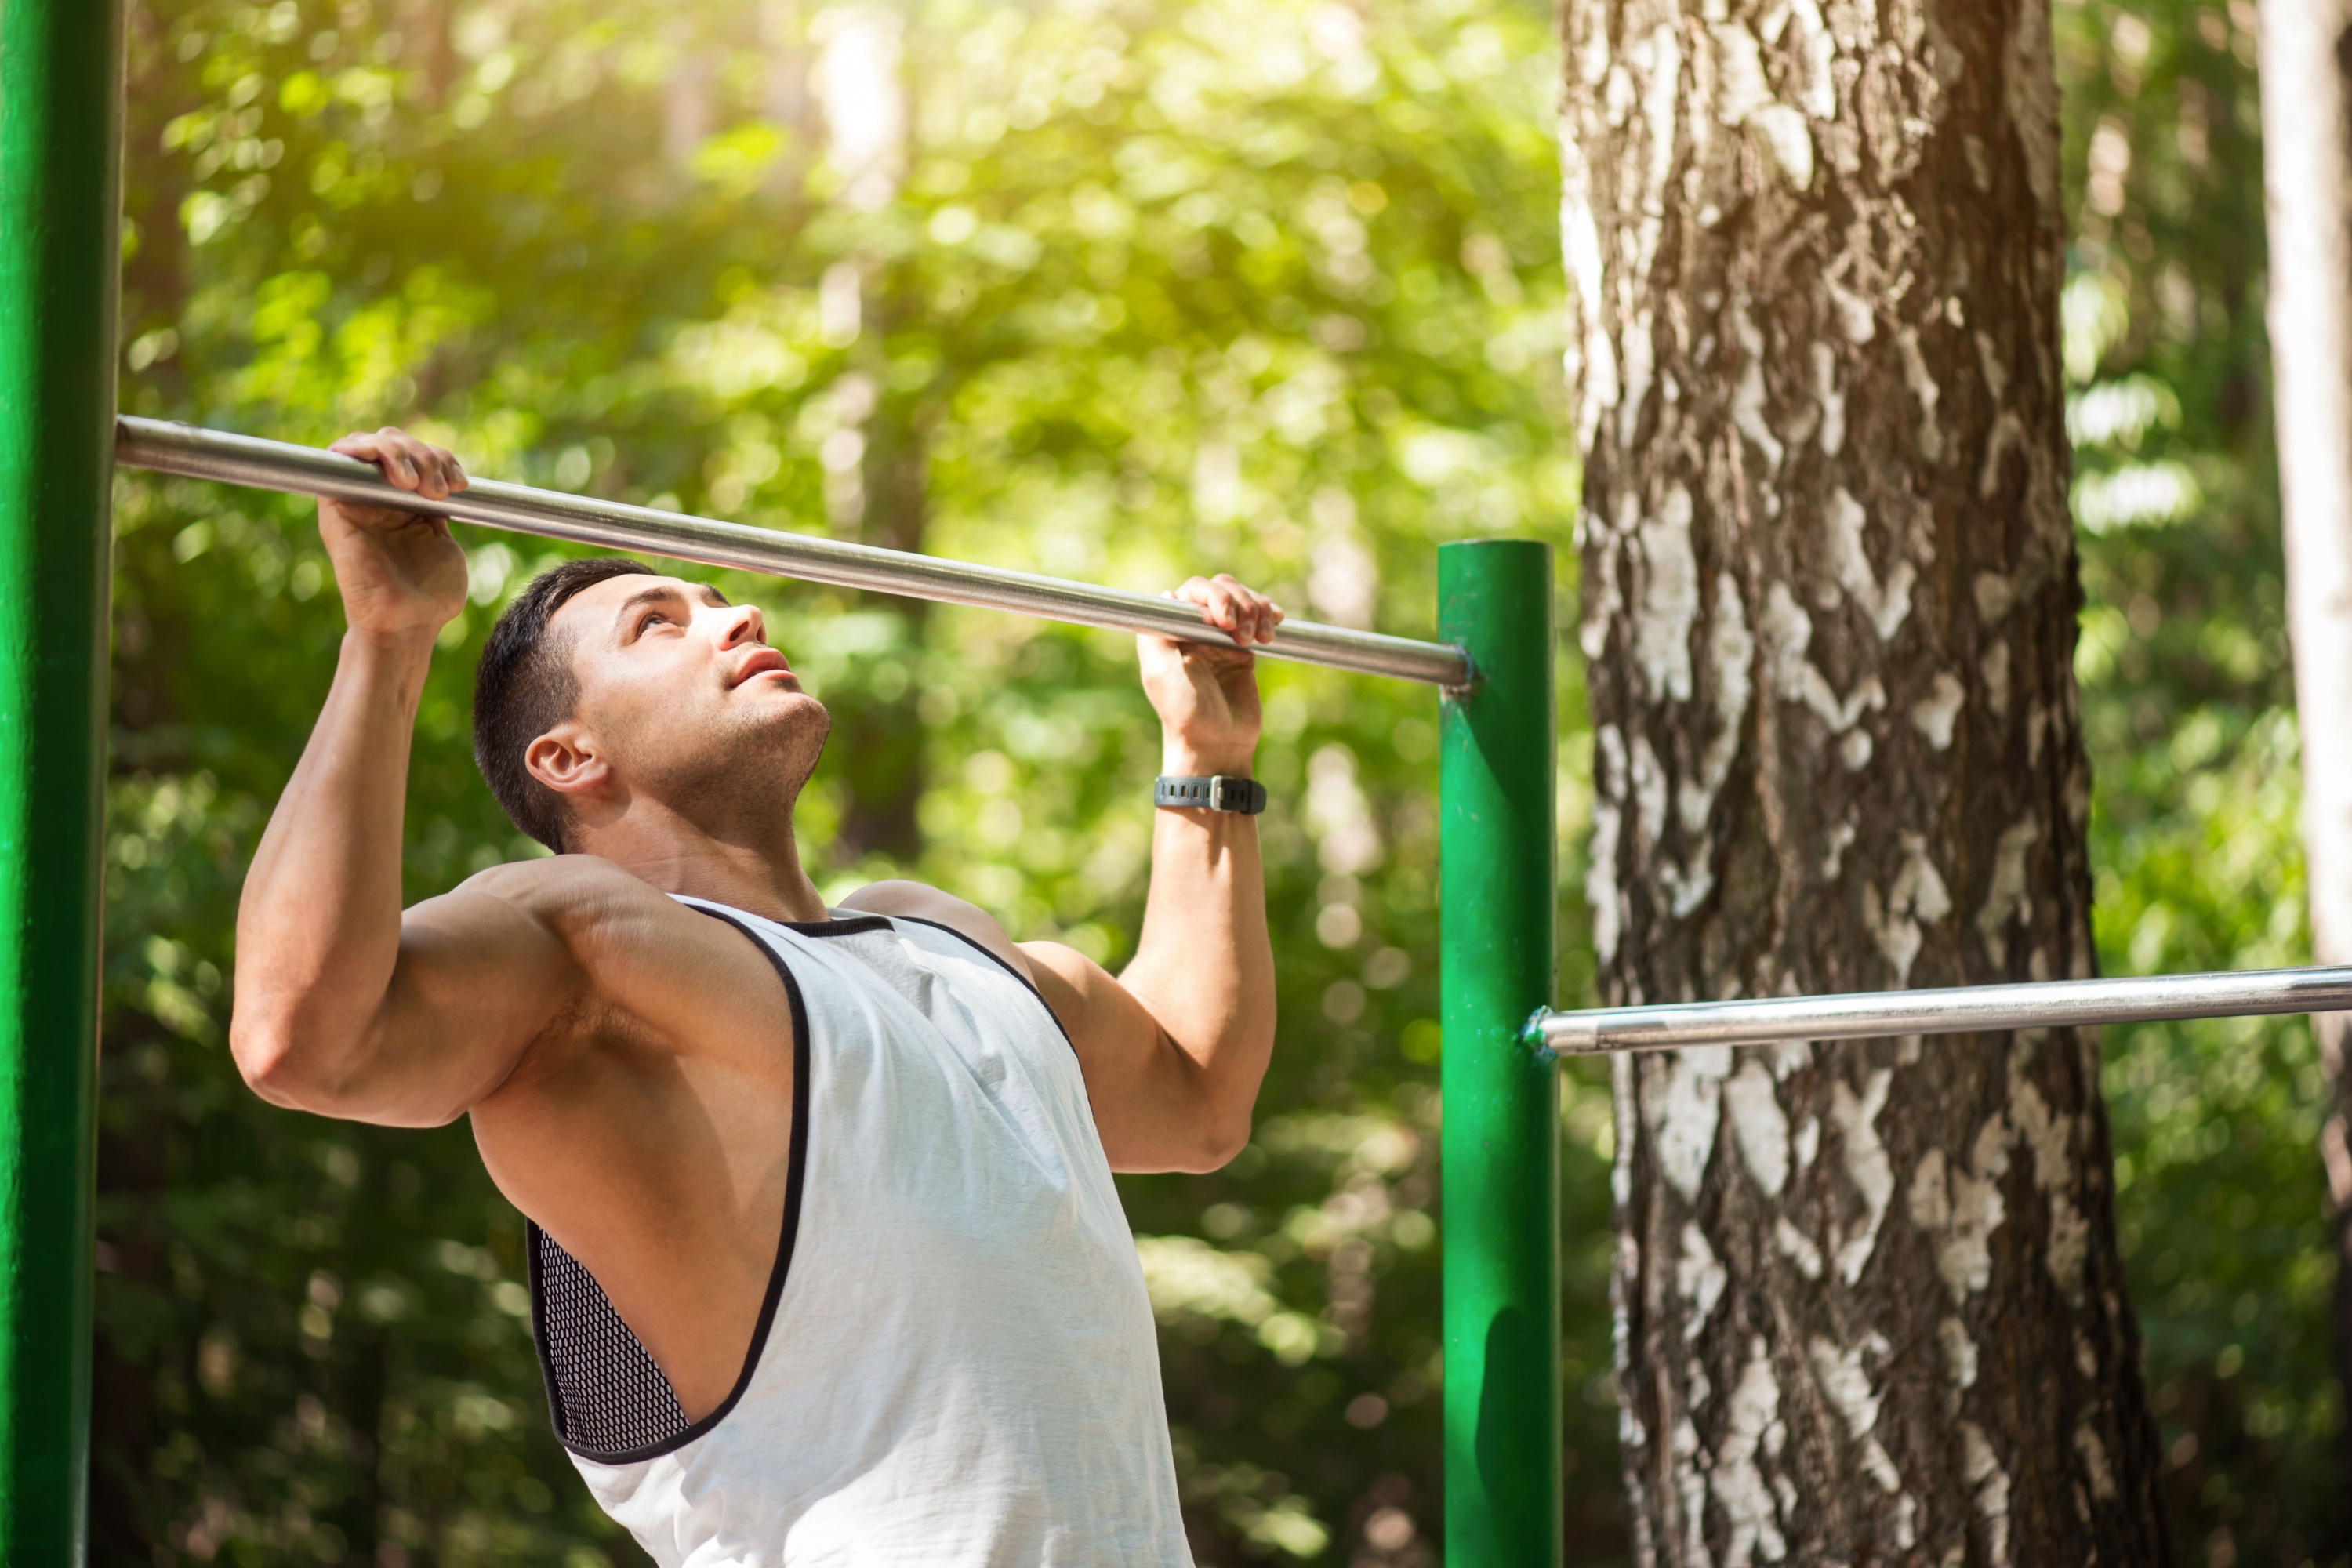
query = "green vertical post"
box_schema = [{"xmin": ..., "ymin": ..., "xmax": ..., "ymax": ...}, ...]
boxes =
[
  {"xmin": 1439, "ymin": 540, "xmax": 1559, "ymax": 1567},
  {"xmin": 0, "ymin": 0, "xmax": 126, "ymax": 1557}
]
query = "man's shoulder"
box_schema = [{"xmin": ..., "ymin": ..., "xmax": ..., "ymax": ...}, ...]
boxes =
[
  {"xmin": 421, "ymin": 853, "xmax": 698, "ymax": 949},
  {"xmin": 448, "ymin": 851, "xmax": 666, "ymax": 907}
]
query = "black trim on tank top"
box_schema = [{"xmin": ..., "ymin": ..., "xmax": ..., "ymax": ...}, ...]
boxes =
[
  {"xmin": 524, "ymin": 1219, "xmax": 579, "ymax": 1443},
  {"xmin": 887, "ymin": 913, "xmax": 1081, "ymax": 1058},
  {"xmin": 525, "ymin": 906, "xmax": 815, "ymax": 1467},
  {"xmin": 782, "ymin": 914, "xmax": 892, "ymax": 937}
]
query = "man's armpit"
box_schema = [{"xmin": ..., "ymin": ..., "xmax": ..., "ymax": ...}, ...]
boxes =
[{"xmin": 1014, "ymin": 941, "xmax": 1149, "ymax": 1058}]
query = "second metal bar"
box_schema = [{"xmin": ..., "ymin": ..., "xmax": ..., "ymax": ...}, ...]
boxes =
[
  {"xmin": 114, "ymin": 417, "xmax": 1472, "ymax": 688},
  {"xmin": 1536, "ymin": 964, "xmax": 2352, "ymax": 1055}
]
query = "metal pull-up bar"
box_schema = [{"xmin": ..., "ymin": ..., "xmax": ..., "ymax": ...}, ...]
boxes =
[
  {"xmin": 1536, "ymin": 963, "xmax": 2352, "ymax": 1054},
  {"xmin": 125, "ymin": 419, "xmax": 2350, "ymax": 1061},
  {"xmin": 114, "ymin": 417, "xmax": 1474, "ymax": 689}
]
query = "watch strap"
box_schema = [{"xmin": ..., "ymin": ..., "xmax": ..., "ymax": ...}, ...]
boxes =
[{"xmin": 1155, "ymin": 775, "xmax": 1267, "ymax": 815}]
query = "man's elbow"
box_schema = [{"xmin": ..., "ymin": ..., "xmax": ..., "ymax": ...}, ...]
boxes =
[
  {"xmin": 1178, "ymin": 1111, "xmax": 1255, "ymax": 1175},
  {"xmin": 229, "ymin": 1011, "xmax": 354, "ymax": 1113}
]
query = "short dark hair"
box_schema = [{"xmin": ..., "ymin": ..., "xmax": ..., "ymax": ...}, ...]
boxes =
[{"xmin": 473, "ymin": 556, "xmax": 655, "ymax": 851}]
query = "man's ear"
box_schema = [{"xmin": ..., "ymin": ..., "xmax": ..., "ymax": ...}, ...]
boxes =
[{"xmin": 524, "ymin": 720, "xmax": 612, "ymax": 802}]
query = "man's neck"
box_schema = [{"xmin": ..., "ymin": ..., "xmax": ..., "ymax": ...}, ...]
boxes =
[{"xmin": 575, "ymin": 809, "xmax": 830, "ymax": 925}]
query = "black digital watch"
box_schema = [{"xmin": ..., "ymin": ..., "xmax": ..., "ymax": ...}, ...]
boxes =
[{"xmin": 1153, "ymin": 775, "xmax": 1268, "ymax": 815}]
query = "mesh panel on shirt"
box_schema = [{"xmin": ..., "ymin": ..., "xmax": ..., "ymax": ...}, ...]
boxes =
[{"xmin": 532, "ymin": 1225, "xmax": 691, "ymax": 1457}]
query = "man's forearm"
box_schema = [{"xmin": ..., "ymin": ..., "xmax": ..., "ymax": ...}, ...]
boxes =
[
  {"xmin": 231, "ymin": 629, "xmax": 434, "ymax": 1087},
  {"xmin": 1116, "ymin": 740, "xmax": 1276, "ymax": 1117}
]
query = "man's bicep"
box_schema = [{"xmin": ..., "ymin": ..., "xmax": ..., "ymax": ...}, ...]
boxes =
[
  {"xmin": 1019, "ymin": 942, "xmax": 1136, "ymax": 1052},
  {"xmin": 1020, "ymin": 942, "xmax": 1226, "ymax": 1171},
  {"xmin": 348, "ymin": 884, "xmax": 582, "ymax": 1127}
]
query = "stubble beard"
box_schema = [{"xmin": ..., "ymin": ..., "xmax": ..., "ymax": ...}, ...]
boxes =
[{"xmin": 633, "ymin": 693, "xmax": 833, "ymax": 847}]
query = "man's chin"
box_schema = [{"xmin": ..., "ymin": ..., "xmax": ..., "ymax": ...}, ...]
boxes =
[
  {"xmin": 695, "ymin": 688, "xmax": 829, "ymax": 768},
  {"xmin": 729, "ymin": 678, "xmax": 823, "ymax": 713},
  {"xmin": 763, "ymin": 692, "xmax": 831, "ymax": 773},
  {"xmin": 638, "ymin": 698, "xmax": 830, "ymax": 825}
]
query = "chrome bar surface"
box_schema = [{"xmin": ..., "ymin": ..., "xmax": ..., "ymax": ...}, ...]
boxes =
[
  {"xmin": 115, "ymin": 417, "xmax": 1472, "ymax": 687},
  {"xmin": 1536, "ymin": 964, "xmax": 2352, "ymax": 1055}
]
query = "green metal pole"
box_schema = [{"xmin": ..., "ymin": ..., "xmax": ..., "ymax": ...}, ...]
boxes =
[
  {"xmin": 0, "ymin": 0, "xmax": 126, "ymax": 1556},
  {"xmin": 1439, "ymin": 540, "xmax": 1559, "ymax": 1567}
]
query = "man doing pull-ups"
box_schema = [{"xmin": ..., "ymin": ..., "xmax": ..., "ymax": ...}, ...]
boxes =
[{"xmin": 231, "ymin": 427, "xmax": 1283, "ymax": 1566}]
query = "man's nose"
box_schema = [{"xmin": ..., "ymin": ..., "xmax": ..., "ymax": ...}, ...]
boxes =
[{"xmin": 716, "ymin": 602, "xmax": 766, "ymax": 647}]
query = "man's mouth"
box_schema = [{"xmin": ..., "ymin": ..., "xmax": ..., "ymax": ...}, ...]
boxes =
[{"xmin": 730, "ymin": 649, "xmax": 797, "ymax": 689}]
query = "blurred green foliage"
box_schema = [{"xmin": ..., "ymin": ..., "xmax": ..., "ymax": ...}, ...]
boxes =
[
  {"xmin": 2057, "ymin": 2, "xmax": 2344, "ymax": 1563},
  {"xmin": 98, "ymin": 0, "xmax": 2339, "ymax": 1563}
]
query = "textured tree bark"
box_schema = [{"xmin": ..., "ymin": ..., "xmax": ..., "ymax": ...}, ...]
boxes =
[
  {"xmin": 1560, "ymin": 2, "xmax": 2171, "ymax": 1562},
  {"xmin": 2257, "ymin": 0, "xmax": 2352, "ymax": 1531}
]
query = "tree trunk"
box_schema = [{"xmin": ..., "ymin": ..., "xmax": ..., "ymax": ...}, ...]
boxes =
[
  {"xmin": 2257, "ymin": 0, "xmax": 2352, "ymax": 1537},
  {"xmin": 1560, "ymin": 2, "xmax": 2171, "ymax": 1562}
]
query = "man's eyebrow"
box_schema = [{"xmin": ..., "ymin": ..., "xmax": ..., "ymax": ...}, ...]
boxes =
[
  {"xmin": 612, "ymin": 583, "xmax": 688, "ymax": 624},
  {"xmin": 610, "ymin": 581, "xmax": 730, "ymax": 630}
]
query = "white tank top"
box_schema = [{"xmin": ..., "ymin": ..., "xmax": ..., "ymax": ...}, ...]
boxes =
[{"xmin": 524, "ymin": 899, "xmax": 1194, "ymax": 1567}]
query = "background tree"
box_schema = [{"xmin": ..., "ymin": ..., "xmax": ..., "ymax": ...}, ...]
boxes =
[{"xmin": 1563, "ymin": 0, "xmax": 2171, "ymax": 1559}]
